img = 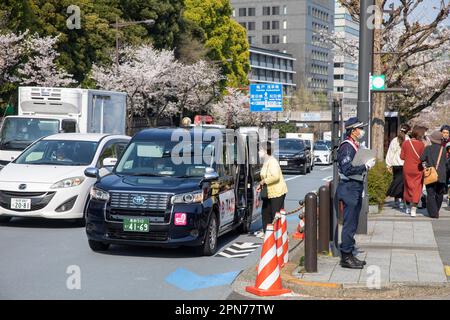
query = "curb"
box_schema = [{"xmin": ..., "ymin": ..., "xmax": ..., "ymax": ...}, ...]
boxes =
[{"xmin": 234, "ymin": 233, "xmax": 450, "ymax": 299}]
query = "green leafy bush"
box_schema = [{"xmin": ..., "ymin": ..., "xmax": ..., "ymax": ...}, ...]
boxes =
[{"xmin": 367, "ymin": 161, "xmax": 392, "ymax": 210}]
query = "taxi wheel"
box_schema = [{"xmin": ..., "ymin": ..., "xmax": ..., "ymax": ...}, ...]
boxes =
[
  {"xmin": 88, "ymin": 240, "xmax": 110, "ymax": 252},
  {"xmin": 199, "ymin": 214, "xmax": 218, "ymax": 256},
  {"xmin": 0, "ymin": 216, "xmax": 11, "ymax": 223},
  {"xmin": 300, "ymin": 165, "xmax": 307, "ymax": 175},
  {"xmin": 237, "ymin": 211, "xmax": 251, "ymax": 234}
]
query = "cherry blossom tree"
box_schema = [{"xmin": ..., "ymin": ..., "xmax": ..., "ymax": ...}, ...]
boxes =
[
  {"xmin": 211, "ymin": 87, "xmax": 272, "ymax": 128},
  {"xmin": 16, "ymin": 34, "xmax": 75, "ymax": 87},
  {"xmin": 92, "ymin": 44, "xmax": 222, "ymax": 131},
  {"xmin": 320, "ymin": 0, "xmax": 450, "ymax": 158},
  {"xmin": 0, "ymin": 31, "xmax": 27, "ymax": 88}
]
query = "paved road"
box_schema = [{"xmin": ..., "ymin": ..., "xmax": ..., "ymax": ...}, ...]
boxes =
[{"xmin": 0, "ymin": 165, "xmax": 333, "ymax": 300}]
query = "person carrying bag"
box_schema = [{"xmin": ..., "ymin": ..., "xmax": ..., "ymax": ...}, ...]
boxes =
[{"xmin": 421, "ymin": 130, "xmax": 447, "ymax": 218}]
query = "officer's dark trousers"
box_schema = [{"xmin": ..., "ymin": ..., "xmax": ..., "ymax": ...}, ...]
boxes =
[{"xmin": 336, "ymin": 180, "xmax": 363, "ymax": 254}]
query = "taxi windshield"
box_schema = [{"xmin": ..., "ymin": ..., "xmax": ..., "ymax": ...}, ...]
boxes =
[{"xmin": 115, "ymin": 140, "xmax": 217, "ymax": 178}]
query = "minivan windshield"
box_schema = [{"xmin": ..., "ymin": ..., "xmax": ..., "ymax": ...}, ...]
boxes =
[
  {"xmin": 115, "ymin": 140, "xmax": 217, "ymax": 178},
  {"xmin": 14, "ymin": 140, "xmax": 98, "ymax": 166},
  {"xmin": 314, "ymin": 144, "xmax": 329, "ymax": 151},
  {"xmin": 0, "ymin": 118, "xmax": 60, "ymax": 151},
  {"xmin": 279, "ymin": 139, "xmax": 305, "ymax": 151}
]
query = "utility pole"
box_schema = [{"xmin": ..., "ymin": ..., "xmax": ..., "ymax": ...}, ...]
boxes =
[{"xmin": 356, "ymin": 0, "xmax": 375, "ymax": 234}]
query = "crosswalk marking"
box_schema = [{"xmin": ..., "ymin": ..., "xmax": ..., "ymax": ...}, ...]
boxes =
[{"xmin": 215, "ymin": 242, "xmax": 261, "ymax": 259}]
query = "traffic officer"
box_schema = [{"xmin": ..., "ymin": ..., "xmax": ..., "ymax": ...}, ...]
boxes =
[{"xmin": 336, "ymin": 117, "xmax": 376, "ymax": 269}]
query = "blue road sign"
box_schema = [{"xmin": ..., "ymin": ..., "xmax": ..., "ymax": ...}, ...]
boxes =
[{"xmin": 250, "ymin": 83, "xmax": 283, "ymax": 112}]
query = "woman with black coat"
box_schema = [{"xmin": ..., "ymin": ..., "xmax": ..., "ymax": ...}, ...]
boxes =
[{"xmin": 421, "ymin": 131, "xmax": 447, "ymax": 218}]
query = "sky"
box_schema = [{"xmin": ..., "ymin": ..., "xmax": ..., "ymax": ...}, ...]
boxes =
[{"xmin": 385, "ymin": 0, "xmax": 450, "ymax": 26}]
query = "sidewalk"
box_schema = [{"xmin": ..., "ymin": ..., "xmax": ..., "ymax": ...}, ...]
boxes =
[
  {"xmin": 231, "ymin": 200, "xmax": 450, "ymax": 299},
  {"xmin": 296, "ymin": 201, "xmax": 449, "ymax": 287}
]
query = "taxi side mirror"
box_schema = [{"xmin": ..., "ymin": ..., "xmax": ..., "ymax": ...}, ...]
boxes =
[{"xmin": 199, "ymin": 167, "xmax": 219, "ymax": 186}]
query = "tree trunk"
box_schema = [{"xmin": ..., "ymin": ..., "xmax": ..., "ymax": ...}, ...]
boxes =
[{"xmin": 371, "ymin": 0, "xmax": 386, "ymax": 160}]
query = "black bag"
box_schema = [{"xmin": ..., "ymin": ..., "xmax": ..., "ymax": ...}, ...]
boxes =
[{"xmin": 260, "ymin": 184, "xmax": 268, "ymax": 199}]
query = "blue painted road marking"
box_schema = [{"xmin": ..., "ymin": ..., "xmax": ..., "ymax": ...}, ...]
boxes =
[{"xmin": 165, "ymin": 268, "xmax": 241, "ymax": 291}]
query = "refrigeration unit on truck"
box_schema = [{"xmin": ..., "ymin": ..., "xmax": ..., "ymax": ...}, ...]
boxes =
[{"xmin": 0, "ymin": 87, "xmax": 127, "ymax": 167}]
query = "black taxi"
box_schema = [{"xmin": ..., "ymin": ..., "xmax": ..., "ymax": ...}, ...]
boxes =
[{"xmin": 84, "ymin": 127, "xmax": 262, "ymax": 255}]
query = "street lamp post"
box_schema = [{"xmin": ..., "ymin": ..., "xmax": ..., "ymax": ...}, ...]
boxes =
[{"xmin": 111, "ymin": 18, "xmax": 155, "ymax": 71}]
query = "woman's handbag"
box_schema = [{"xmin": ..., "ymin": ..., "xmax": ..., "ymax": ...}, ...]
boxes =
[
  {"xmin": 260, "ymin": 162, "xmax": 270, "ymax": 199},
  {"xmin": 423, "ymin": 147, "xmax": 443, "ymax": 185},
  {"xmin": 260, "ymin": 184, "xmax": 268, "ymax": 199}
]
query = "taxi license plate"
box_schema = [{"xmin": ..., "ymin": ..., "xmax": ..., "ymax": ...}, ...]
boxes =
[
  {"xmin": 123, "ymin": 217, "xmax": 149, "ymax": 232},
  {"xmin": 280, "ymin": 161, "xmax": 288, "ymax": 166},
  {"xmin": 11, "ymin": 198, "xmax": 31, "ymax": 210}
]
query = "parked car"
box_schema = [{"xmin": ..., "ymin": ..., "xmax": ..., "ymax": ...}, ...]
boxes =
[
  {"xmin": 84, "ymin": 127, "xmax": 262, "ymax": 256},
  {"xmin": 0, "ymin": 133, "xmax": 130, "ymax": 223},
  {"xmin": 275, "ymin": 138, "xmax": 311, "ymax": 174},
  {"xmin": 314, "ymin": 142, "xmax": 332, "ymax": 165}
]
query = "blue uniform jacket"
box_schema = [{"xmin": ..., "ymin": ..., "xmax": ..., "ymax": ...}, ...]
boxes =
[{"xmin": 337, "ymin": 139, "xmax": 367, "ymax": 179}]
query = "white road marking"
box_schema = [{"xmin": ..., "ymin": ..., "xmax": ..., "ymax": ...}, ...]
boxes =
[
  {"xmin": 320, "ymin": 166, "xmax": 332, "ymax": 171},
  {"xmin": 322, "ymin": 176, "xmax": 333, "ymax": 182},
  {"xmin": 285, "ymin": 175, "xmax": 303, "ymax": 182}
]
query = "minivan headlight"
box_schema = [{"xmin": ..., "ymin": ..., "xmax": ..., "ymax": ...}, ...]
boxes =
[
  {"xmin": 171, "ymin": 191, "xmax": 203, "ymax": 204},
  {"xmin": 51, "ymin": 177, "xmax": 85, "ymax": 189},
  {"xmin": 90, "ymin": 187, "xmax": 110, "ymax": 202}
]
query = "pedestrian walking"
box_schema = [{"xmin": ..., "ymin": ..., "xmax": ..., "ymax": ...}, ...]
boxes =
[
  {"xmin": 400, "ymin": 125, "xmax": 426, "ymax": 217},
  {"xmin": 385, "ymin": 124, "xmax": 411, "ymax": 209},
  {"xmin": 255, "ymin": 141, "xmax": 288, "ymax": 238},
  {"xmin": 336, "ymin": 117, "xmax": 376, "ymax": 269},
  {"xmin": 421, "ymin": 130, "xmax": 447, "ymax": 219}
]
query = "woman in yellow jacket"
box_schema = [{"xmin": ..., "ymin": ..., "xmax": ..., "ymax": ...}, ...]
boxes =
[{"xmin": 256, "ymin": 141, "xmax": 288, "ymax": 236}]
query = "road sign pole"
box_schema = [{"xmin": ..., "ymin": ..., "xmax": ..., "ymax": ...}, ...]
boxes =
[{"xmin": 356, "ymin": 0, "xmax": 374, "ymax": 235}]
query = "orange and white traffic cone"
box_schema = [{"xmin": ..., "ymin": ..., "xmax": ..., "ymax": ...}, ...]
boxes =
[
  {"xmin": 292, "ymin": 213, "xmax": 305, "ymax": 240},
  {"xmin": 280, "ymin": 209, "xmax": 289, "ymax": 266},
  {"xmin": 246, "ymin": 224, "xmax": 291, "ymax": 297},
  {"xmin": 274, "ymin": 212, "xmax": 283, "ymax": 269}
]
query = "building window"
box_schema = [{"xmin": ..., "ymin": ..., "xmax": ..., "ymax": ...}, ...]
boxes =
[
  {"xmin": 334, "ymin": 74, "xmax": 344, "ymax": 80},
  {"xmin": 239, "ymin": 22, "xmax": 246, "ymax": 29},
  {"xmin": 247, "ymin": 21, "xmax": 255, "ymax": 30},
  {"xmin": 272, "ymin": 6, "xmax": 280, "ymax": 15},
  {"xmin": 262, "ymin": 35, "xmax": 271, "ymax": 44},
  {"xmin": 283, "ymin": 5, "xmax": 287, "ymax": 15},
  {"xmin": 248, "ymin": 36, "xmax": 254, "ymax": 45},
  {"xmin": 248, "ymin": 7, "xmax": 256, "ymax": 16},
  {"xmin": 232, "ymin": 9, "xmax": 235, "ymax": 17},
  {"xmin": 283, "ymin": 35, "xmax": 287, "ymax": 43},
  {"xmin": 334, "ymin": 62, "xmax": 344, "ymax": 68},
  {"xmin": 283, "ymin": 20, "xmax": 287, "ymax": 29},
  {"xmin": 272, "ymin": 35, "xmax": 280, "ymax": 44},
  {"xmin": 337, "ymin": 87, "xmax": 344, "ymax": 92},
  {"xmin": 272, "ymin": 21, "xmax": 280, "ymax": 30},
  {"xmin": 263, "ymin": 6, "xmax": 271, "ymax": 15},
  {"xmin": 238, "ymin": 8, "xmax": 246, "ymax": 17},
  {"xmin": 262, "ymin": 21, "xmax": 271, "ymax": 30}
]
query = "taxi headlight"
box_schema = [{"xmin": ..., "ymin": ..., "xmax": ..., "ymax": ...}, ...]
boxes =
[
  {"xmin": 51, "ymin": 177, "xmax": 85, "ymax": 189},
  {"xmin": 90, "ymin": 187, "xmax": 110, "ymax": 202},
  {"xmin": 171, "ymin": 191, "xmax": 203, "ymax": 204}
]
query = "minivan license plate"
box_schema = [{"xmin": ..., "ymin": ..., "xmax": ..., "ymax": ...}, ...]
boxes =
[
  {"xmin": 11, "ymin": 198, "xmax": 31, "ymax": 210},
  {"xmin": 280, "ymin": 161, "xmax": 288, "ymax": 166},
  {"xmin": 123, "ymin": 217, "xmax": 149, "ymax": 232}
]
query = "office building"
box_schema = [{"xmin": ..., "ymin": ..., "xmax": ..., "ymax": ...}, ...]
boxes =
[
  {"xmin": 333, "ymin": 0, "xmax": 359, "ymax": 120},
  {"xmin": 231, "ymin": 0, "xmax": 335, "ymax": 101}
]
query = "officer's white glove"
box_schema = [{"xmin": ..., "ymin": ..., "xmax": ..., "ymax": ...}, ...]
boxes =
[{"xmin": 365, "ymin": 158, "xmax": 376, "ymax": 170}]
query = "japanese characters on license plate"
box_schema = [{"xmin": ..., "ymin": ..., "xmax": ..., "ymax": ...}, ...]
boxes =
[
  {"xmin": 11, "ymin": 198, "xmax": 31, "ymax": 210},
  {"xmin": 123, "ymin": 217, "xmax": 150, "ymax": 232}
]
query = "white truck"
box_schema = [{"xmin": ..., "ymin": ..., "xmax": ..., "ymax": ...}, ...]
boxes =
[{"xmin": 0, "ymin": 87, "xmax": 127, "ymax": 167}]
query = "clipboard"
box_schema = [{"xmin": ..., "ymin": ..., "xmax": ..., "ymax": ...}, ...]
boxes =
[{"xmin": 351, "ymin": 148, "xmax": 376, "ymax": 166}]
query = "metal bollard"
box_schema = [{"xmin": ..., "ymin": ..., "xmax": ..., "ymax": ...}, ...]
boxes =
[
  {"xmin": 304, "ymin": 192, "xmax": 317, "ymax": 273},
  {"xmin": 318, "ymin": 185, "xmax": 330, "ymax": 254}
]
